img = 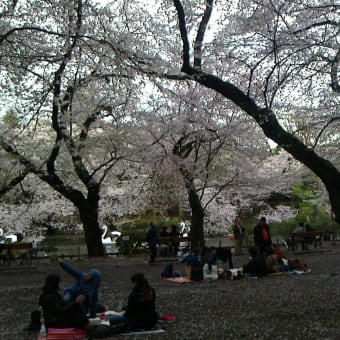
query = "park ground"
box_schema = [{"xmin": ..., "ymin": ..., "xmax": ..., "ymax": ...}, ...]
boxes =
[{"xmin": 0, "ymin": 241, "xmax": 339, "ymax": 340}]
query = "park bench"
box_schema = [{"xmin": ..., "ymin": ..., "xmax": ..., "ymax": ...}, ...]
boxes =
[
  {"xmin": 159, "ymin": 236, "xmax": 191, "ymax": 255},
  {"xmin": 290, "ymin": 231, "xmax": 322, "ymax": 251},
  {"xmin": 0, "ymin": 242, "xmax": 33, "ymax": 266}
]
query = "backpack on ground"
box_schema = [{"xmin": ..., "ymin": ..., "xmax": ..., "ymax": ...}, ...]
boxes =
[
  {"xmin": 161, "ymin": 264, "xmax": 173, "ymax": 278},
  {"xmin": 190, "ymin": 264, "xmax": 203, "ymax": 281}
]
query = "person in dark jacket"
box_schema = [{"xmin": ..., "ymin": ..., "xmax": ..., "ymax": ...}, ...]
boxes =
[
  {"xmin": 242, "ymin": 247, "xmax": 268, "ymax": 276},
  {"xmin": 58, "ymin": 258, "xmax": 101, "ymax": 318},
  {"xmin": 202, "ymin": 246, "xmax": 234, "ymax": 270},
  {"xmin": 253, "ymin": 217, "xmax": 272, "ymax": 253},
  {"xmin": 232, "ymin": 217, "xmax": 245, "ymax": 255},
  {"xmin": 168, "ymin": 224, "xmax": 181, "ymax": 256},
  {"xmin": 39, "ymin": 272, "xmax": 88, "ymax": 329},
  {"xmin": 110, "ymin": 273, "xmax": 159, "ymax": 330},
  {"xmin": 145, "ymin": 222, "xmax": 159, "ymax": 263}
]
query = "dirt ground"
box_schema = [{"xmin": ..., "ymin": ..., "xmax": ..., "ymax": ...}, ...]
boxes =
[{"xmin": 0, "ymin": 242, "xmax": 339, "ymax": 340}]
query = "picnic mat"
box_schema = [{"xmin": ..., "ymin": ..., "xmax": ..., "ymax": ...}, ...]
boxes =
[
  {"xmin": 90, "ymin": 312, "xmax": 170, "ymax": 337},
  {"xmin": 162, "ymin": 276, "xmax": 194, "ymax": 283},
  {"xmin": 120, "ymin": 328, "xmax": 166, "ymax": 336}
]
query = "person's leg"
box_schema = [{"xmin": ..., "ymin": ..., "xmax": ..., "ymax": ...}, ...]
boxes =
[
  {"xmin": 150, "ymin": 245, "xmax": 157, "ymax": 262},
  {"xmin": 228, "ymin": 250, "xmax": 234, "ymax": 269},
  {"xmin": 235, "ymin": 239, "xmax": 241, "ymax": 255},
  {"xmin": 64, "ymin": 303, "xmax": 88, "ymax": 329},
  {"xmin": 63, "ymin": 290, "xmax": 76, "ymax": 304},
  {"xmin": 110, "ymin": 314, "xmax": 126, "ymax": 325}
]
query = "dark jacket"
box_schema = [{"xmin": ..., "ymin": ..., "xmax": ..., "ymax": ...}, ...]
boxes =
[
  {"xmin": 232, "ymin": 224, "xmax": 245, "ymax": 239},
  {"xmin": 253, "ymin": 223, "xmax": 272, "ymax": 251},
  {"xmin": 243, "ymin": 253, "xmax": 268, "ymax": 276},
  {"xmin": 145, "ymin": 227, "xmax": 159, "ymax": 247},
  {"xmin": 181, "ymin": 254, "xmax": 201, "ymax": 266},
  {"xmin": 125, "ymin": 286, "xmax": 158, "ymax": 330},
  {"xmin": 39, "ymin": 292, "xmax": 88, "ymax": 329}
]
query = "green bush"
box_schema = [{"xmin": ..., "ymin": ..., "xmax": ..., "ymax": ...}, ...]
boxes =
[
  {"xmin": 40, "ymin": 235, "xmax": 85, "ymax": 246},
  {"xmin": 269, "ymin": 210, "xmax": 334, "ymax": 239}
]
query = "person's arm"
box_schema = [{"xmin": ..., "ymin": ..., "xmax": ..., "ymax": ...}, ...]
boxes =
[
  {"xmin": 253, "ymin": 226, "xmax": 259, "ymax": 246},
  {"xmin": 58, "ymin": 258, "xmax": 82, "ymax": 279},
  {"xmin": 267, "ymin": 225, "xmax": 272, "ymax": 243},
  {"xmin": 88, "ymin": 275, "xmax": 101, "ymax": 318}
]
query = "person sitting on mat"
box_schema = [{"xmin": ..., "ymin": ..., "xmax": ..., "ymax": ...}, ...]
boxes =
[
  {"xmin": 39, "ymin": 272, "xmax": 89, "ymax": 329},
  {"xmin": 110, "ymin": 273, "xmax": 159, "ymax": 330}
]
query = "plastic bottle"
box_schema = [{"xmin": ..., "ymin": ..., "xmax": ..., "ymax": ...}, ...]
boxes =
[{"xmin": 37, "ymin": 316, "xmax": 47, "ymax": 340}]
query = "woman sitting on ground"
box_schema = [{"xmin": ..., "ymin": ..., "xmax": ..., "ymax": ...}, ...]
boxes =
[
  {"xmin": 39, "ymin": 272, "xmax": 89, "ymax": 330},
  {"xmin": 110, "ymin": 273, "xmax": 159, "ymax": 330},
  {"xmin": 271, "ymin": 243, "xmax": 287, "ymax": 265},
  {"xmin": 264, "ymin": 246, "xmax": 283, "ymax": 273},
  {"xmin": 242, "ymin": 246, "xmax": 267, "ymax": 276}
]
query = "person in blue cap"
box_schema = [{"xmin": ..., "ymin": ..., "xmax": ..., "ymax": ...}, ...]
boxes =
[{"xmin": 58, "ymin": 258, "xmax": 102, "ymax": 318}]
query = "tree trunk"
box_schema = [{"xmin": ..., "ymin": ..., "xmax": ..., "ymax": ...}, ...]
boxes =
[
  {"xmin": 70, "ymin": 187, "xmax": 104, "ymax": 257},
  {"xmin": 188, "ymin": 188, "xmax": 205, "ymax": 250},
  {"xmin": 260, "ymin": 113, "xmax": 340, "ymax": 226},
  {"xmin": 177, "ymin": 161, "xmax": 206, "ymax": 250},
  {"xmin": 78, "ymin": 202, "xmax": 105, "ymax": 257},
  {"xmin": 187, "ymin": 183, "xmax": 205, "ymax": 249}
]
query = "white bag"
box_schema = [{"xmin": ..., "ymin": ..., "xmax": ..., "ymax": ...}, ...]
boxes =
[{"xmin": 203, "ymin": 264, "xmax": 218, "ymax": 280}]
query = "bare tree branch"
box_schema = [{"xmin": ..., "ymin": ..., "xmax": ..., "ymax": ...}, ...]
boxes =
[
  {"xmin": 194, "ymin": 0, "xmax": 213, "ymax": 70},
  {"xmin": 173, "ymin": 0, "xmax": 191, "ymax": 71},
  {"xmin": 0, "ymin": 170, "xmax": 29, "ymax": 196}
]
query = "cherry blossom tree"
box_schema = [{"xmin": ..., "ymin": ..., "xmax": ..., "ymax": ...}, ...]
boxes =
[
  {"xmin": 172, "ymin": 0, "xmax": 340, "ymax": 224},
  {"xmin": 133, "ymin": 80, "xmax": 271, "ymax": 247},
  {"xmin": 1, "ymin": 0, "xmax": 338, "ymax": 257},
  {"xmin": 0, "ymin": 0, "xmax": 146, "ymax": 256},
  {"xmin": 116, "ymin": 0, "xmax": 339, "ymax": 223}
]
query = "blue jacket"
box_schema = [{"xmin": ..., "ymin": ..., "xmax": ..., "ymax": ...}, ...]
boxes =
[
  {"xmin": 181, "ymin": 254, "xmax": 201, "ymax": 266},
  {"xmin": 60, "ymin": 261, "xmax": 101, "ymax": 317}
]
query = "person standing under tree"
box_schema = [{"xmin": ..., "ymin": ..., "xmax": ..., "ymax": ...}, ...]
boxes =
[
  {"xmin": 253, "ymin": 217, "xmax": 272, "ymax": 253},
  {"xmin": 232, "ymin": 217, "xmax": 245, "ymax": 255},
  {"xmin": 145, "ymin": 222, "xmax": 159, "ymax": 263}
]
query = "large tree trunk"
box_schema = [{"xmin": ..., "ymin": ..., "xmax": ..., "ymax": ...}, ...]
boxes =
[
  {"xmin": 259, "ymin": 112, "xmax": 340, "ymax": 226},
  {"xmin": 78, "ymin": 205, "xmax": 105, "ymax": 257},
  {"xmin": 177, "ymin": 160, "xmax": 206, "ymax": 250},
  {"xmin": 188, "ymin": 187, "xmax": 205, "ymax": 250},
  {"xmin": 77, "ymin": 190, "xmax": 105, "ymax": 257}
]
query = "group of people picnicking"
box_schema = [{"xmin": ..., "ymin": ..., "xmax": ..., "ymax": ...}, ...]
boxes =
[
  {"xmin": 161, "ymin": 217, "xmax": 310, "ymax": 280},
  {"xmin": 231, "ymin": 216, "xmax": 309, "ymax": 276},
  {"xmin": 25, "ymin": 217, "xmax": 311, "ymax": 337},
  {"xmin": 25, "ymin": 258, "xmax": 160, "ymax": 336}
]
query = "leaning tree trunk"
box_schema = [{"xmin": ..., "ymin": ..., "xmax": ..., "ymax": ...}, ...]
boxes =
[
  {"xmin": 183, "ymin": 70, "xmax": 340, "ymax": 225},
  {"xmin": 173, "ymin": 0, "xmax": 340, "ymax": 224}
]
